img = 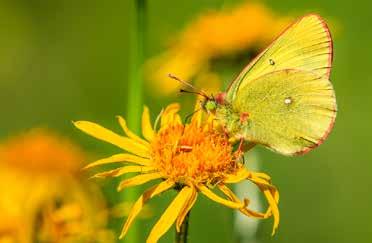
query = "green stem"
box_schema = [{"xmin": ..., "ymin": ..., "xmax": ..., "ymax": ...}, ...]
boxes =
[
  {"xmin": 127, "ymin": 0, "xmax": 146, "ymax": 131},
  {"xmin": 123, "ymin": 0, "xmax": 146, "ymax": 242},
  {"xmin": 175, "ymin": 212, "xmax": 190, "ymax": 243}
]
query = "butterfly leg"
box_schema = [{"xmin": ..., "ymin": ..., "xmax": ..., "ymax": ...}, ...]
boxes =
[
  {"xmin": 237, "ymin": 139, "xmax": 256, "ymax": 155},
  {"xmin": 237, "ymin": 137, "xmax": 245, "ymax": 153},
  {"xmin": 232, "ymin": 138, "xmax": 247, "ymax": 165},
  {"xmin": 236, "ymin": 140, "xmax": 256, "ymax": 165}
]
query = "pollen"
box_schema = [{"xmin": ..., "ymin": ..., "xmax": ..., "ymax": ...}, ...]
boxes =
[{"xmin": 151, "ymin": 122, "xmax": 241, "ymax": 185}]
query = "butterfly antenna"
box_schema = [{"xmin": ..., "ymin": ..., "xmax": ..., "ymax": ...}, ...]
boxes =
[
  {"xmin": 179, "ymin": 89, "xmax": 207, "ymax": 98},
  {"xmin": 168, "ymin": 73, "xmax": 208, "ymax": 98}
]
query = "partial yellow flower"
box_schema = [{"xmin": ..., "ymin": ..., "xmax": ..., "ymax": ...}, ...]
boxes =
[
  {"xmin": 145, "ymin": 2, "xmax": 291, "ymax": 95},
  {"xmin": 74, "ymin": 103, "xmax": 280, "ymax": 243},
  {"xmin": 0, "ymin": 129, "xmax": 114, "ymax": 243},
  {"xmin": 0, "ymin": 128, "xmax": 84, "ymax": 174}
]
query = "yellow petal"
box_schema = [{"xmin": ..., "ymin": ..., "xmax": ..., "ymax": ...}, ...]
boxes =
[
  {"xmin": 224, "ymin": 167, "xmax": 251, "ymax": 184},
  {"xmin": 176, "ymin": 186, "xmax": 197, "ymax": 232},
  {"xmin": 162, "ymin": 103, "xmax": 180, "ymax": 116},
  {"xmin": 218, "ymin": 184, "xmax": 266, "ymax": 218},
  {"xmin": 249, "ymin": 173, "xmax": 280, "ymax": 233},
  {"xmin": 191, "ymin": 98, "xmax": 203, "ymax": 127},
  {"xmin": 224, "ymin": 168, "xmax": 280, "ymax": 234},
  {"xmin": 197, "ymin": 185, "xmax": 245, "ymax": 209},
  {"xmin": 146, "ymin": 186, "xmax": 193, "ymax": 243},
  {"xmin": 92, "ymin": 165, "xmax": 155, "ymax": 178},
  {"xmin": 83, "ymin": 153, "xmax": 150, "ymax": 170},
  {"xmin": 204, "ymin": 114, "xmax": 216, "ymax": 131},
  {"xmin": 160, "ymin": 103, "xmax": 182, "ymax": 128},
  {"xmin": 248, "ymin": 173, "xmax": 279, "ymax": 213},
  {"xmin": 73, "ymin": 121, "xmax": 149, "ymax": 157},
  {"xmin": 120, "ymin": 180, "xmax": 174, "ymax": 239},
  {"xmin": 117, "ymin": 172, "xmax": 162, "ymax": 191},
  {"xmin": 142, "ymin": 106, "xmax": 155, "ymax": 141},
  {"xmin": 273, "ymin": 187, "xmax": 279, "ymax": 202},
  {"xmin": 261, "ymin": 186, "xmax": 280, "ymax": 218},
  {"xmin": 263, "ymin": 188, "xmax": 280, "ymax": 235},
  {"xmin": 117, "ymin": 115, "xmax": 150, "ymax": 146},
  {"xmin": 252, "ymin": 172, "xmax": 272, "ymax": 181},
  {"xmin": 248, "ymin": 174, "xmax": 275, "ymax": 188}
]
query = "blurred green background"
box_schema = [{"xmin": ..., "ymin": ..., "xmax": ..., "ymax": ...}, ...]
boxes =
[{"xmin": 1, "ymin": 0, "xmax": 371, "ymax": 243}]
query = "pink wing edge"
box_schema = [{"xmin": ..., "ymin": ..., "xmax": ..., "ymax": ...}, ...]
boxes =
[
  {"xmin": 295, "ymin": 108, "xmax": 336, "ymax": 155},
  {"xmin": 294, "ymin": 14, "xmax": 336, "ymax": 155}
]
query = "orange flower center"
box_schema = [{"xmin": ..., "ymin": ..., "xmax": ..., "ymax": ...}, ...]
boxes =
[{"xmin": 151, "ymin": 122, "xmax": 241, "ymax": 184}]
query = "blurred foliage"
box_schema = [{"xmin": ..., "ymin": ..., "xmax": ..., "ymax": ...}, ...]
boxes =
[{"xmin": 0, "ymin": 0, "xmax": 371, "ymax": 243}]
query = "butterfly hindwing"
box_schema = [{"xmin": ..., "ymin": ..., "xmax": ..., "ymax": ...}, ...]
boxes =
[{"xmin": 232, "ymin": 69, "xmax": 336, "ymax": 155}]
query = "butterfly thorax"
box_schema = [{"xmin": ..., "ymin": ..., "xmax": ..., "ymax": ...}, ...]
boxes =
[
  {"xmin": 215, "ymin": 104, "xmax": 244, "ymax": 138},
  {"xmin": 203, "ymin": 93, "xmax": 249, "ymax": 140}
]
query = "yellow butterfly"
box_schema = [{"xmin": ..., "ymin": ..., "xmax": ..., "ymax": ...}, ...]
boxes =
[{"xmin": 200, "ymin": 14, "xmax": 337, "ymax": 156}]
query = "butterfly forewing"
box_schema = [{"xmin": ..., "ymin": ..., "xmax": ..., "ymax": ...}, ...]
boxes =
[
  {"xmin": 226, "ymin": 14, "xmax": 333, "ymax": 102},
  {"xmin": 232, "ymin": 69, "xmax": 336, "ymax": 155}
]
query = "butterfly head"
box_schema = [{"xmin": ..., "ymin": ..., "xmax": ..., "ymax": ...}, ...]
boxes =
[
  {"xmin": 167, "ymin": 74, "xmax": 227, "ymax": 113},
  {"xmin": 202, "ymin": 92, "xmax": 226, "ymax": 114}
]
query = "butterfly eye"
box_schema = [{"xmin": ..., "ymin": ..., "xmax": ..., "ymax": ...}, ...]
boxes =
[
  {"xmin": 284, "ymin": 97, "xmax": 293, "ymax": 105},
  {"xmin": 269, "ymin": 59, "xmax": 275, "ymax": 65}
]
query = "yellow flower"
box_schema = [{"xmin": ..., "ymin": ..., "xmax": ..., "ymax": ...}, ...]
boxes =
[
  {"xmin": 74, "ymin": 103, "xmax": 279, "ymax": 243},
  {"xmin": 0, "ymin": 129, "xmax": 113, "ymax": 243},
  {"xmin": 145, "ymin": 2, "xmax": 291, "ymax": 95}
]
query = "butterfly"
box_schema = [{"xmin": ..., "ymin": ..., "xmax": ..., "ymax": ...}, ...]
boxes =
[{"xmin": 177, "ymin": 14, "xmax": 337, "ymax": 156}]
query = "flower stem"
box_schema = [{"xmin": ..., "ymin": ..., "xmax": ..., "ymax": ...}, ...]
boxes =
[
  {"xmin": 123, "ymin": 0, "xmax": 146, "ymax": 242},
  {"xmin": 175, "ymin": 212, "xmax": 190, "ymax": 243},
  {"xmin": 127, "ymin": 0, "xmax": 146, "ymax": 131}
]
